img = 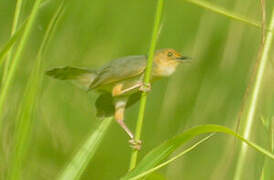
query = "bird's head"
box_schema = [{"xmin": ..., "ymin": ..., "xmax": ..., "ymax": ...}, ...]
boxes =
[{"xmin": 153, "ymin": 48, "xmax": 191, "ymax": 77}]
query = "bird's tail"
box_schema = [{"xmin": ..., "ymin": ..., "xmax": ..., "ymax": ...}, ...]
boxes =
[{"xmin": 46, "ymin": 66, "xmax": 97, "ymax": 91}]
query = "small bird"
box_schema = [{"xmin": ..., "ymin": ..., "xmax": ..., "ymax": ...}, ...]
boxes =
[{"xmin": 46, "ymin": 48, "xmax": 190, "ymax": 150}]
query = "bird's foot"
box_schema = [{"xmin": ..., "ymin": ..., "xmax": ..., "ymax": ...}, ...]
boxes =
[
  {"xmin": 139, "ymin": 82, "xmax": 151, "ymax": 93},
  {"xmin": 129, "ymin": 139, "xmax": 142, "ymax": 151}
]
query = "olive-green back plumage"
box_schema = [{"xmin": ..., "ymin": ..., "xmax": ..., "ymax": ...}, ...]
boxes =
[{"xmin": 89, "ymin": 55, "xmax": 147, "ymax": 89}]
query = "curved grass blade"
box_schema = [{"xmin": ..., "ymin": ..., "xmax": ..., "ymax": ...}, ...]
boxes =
[
  {"xmin": 184, "ymin": 0, "xmax": 260, "ymax": 28},
  {"xmin": 0, "ymin": 0, "xmax": 55, "ymax": 67},
  {"xmin": 0, "ymin": 22, "xmax": 25, "ymax": 66},
  {"xmin": 58, "ymin": 117, "xmax": 113, "ymax": 180},
  {"xmin": 234, "ymin": 7, "xmax": 274, "ymax": 180},
  {"xmin": 128, "ymin": 134, "xmax": 214, "ymax": 180},
  {"xmin": 122, "ymin": 124, "xmax": 274, "ymax": 180},
  {"xmin": 0, "ymin": 0, "xmax": 43, "ymax": 133},
  {"xmin": 2, "ymin": 0, "xmax": 23, "ymax": 82},
  {"xmin": 7, "ymin": 2, "xmax": 65, "ymax": 179}
]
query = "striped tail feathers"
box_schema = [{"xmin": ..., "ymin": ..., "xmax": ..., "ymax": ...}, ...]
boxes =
[{"xmin": 46, "ymin": 66, "xmax": 97, "ymax": 91}]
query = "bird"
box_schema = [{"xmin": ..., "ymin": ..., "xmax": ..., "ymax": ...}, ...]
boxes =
[{"xmin": 46, "ymin": 48, "xmax": 190, "ymax": 150}]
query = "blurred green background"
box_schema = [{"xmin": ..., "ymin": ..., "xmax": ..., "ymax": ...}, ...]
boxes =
[{"xmin": 0, "ymin": 0, "xmax": 273, "ymax": 179}]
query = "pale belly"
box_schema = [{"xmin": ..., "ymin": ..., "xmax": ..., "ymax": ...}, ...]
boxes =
[{"xmin": 93, "ymin": 74, "xmax": 144, "ymax": 95}]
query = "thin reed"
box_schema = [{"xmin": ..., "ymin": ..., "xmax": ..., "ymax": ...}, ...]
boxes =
[
  {"xmin": 0, "ymin": 0, "xmax": 43, "ymax": 133},
  {"xmin": 7, "ymin": 1, "xmax": 65, "ymax": 180},
  {"xmin": 129, "ymin": 0, "xmax": 164, "ymax": 170}
]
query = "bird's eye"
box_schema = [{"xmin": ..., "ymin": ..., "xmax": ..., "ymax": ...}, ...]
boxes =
[{"xmin": 167, "ymin": 52, "xmax": 173, "ymax": 57}]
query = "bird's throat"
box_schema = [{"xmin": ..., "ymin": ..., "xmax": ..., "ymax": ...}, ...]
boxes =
[{"xmin": 153, "ymin": 62, "xmax": 178, "ymax": 77}]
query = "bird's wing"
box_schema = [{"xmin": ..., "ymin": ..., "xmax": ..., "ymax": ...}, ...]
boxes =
[{"xmin": 89, "ymin": 55, "xmax": 146, "ymax": 89}]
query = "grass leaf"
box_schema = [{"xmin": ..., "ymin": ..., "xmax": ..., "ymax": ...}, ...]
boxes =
[
  {"xmin": 2, "ymin": 0, "xmax": 23, "ymax": 82},
  {"xmin": 122, "ymin": 124, "xmax": 274, "ymax": 180},
  {"xmin": 7, "ymin": 1, "xmax": 65, "ymax": 180},
  {"xmin": 0, "ymin": 22, "xmax": 25, "ymax": 67},
  {"xmin": 127, "ymin": 134, "xmax": 214, "ymax": 180},
  {"xmin": 185, "ymin": 0, "xmax": 260, "ymax": 28},
  {"xmin": 0, "ymin": 0, "xmax": 44, "ymax": 133},
  {"xmin": 234, "ymin": 6, "xmax": 274, "ymax": 180},
  {"xmin": 0, "ymin": 0, "xmax": 55, "ymax": 69},
  {"xmin": 58, "ymin": 117, "xmax": 113, "ymax": 180}
]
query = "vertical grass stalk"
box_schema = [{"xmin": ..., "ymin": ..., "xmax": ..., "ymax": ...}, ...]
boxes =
[
  {"xmin": 129, "ymin": 0, "xmax": 164, "ymax": 170},
  {"xmin": 0, "ymin": 22, "xmax": 25, "ymax": 66},
  {"xmin": 0, "ymin": 0, "xmax": 54, "ymax": 67},
  {"xmin": 260, "ymin": 117, "xmax": 274, "ymax": 180},
  {"xmin": 7, "ymin": 2, "xmax": 65, "ymax": 179},
  {"xmin": 233, "ymin": 7, "xmax": 274, "ymax": 180},
  {"xmin": 2, "ymin": 0, "xmax": 23, "ymax": 83},
  {"xmin": 0, "ymin": 0, "xmax": 43, "ymax": 132}
]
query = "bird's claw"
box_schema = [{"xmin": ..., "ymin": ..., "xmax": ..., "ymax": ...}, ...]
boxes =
[
  {"xmin": 129, "ymin": 139, "xmax": 142, "ymax": 151},
  {"xmin": 139, "ymin": 82, "xmax": 151, "ymax": 93}
]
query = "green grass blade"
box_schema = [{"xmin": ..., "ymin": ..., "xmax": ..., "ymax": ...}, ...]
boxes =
[
  {"xmin": 261, "ymin": 118, "xmax": 274, "ymax": 180},
  {"xmin": 0, "ymin": 0, "xmax": 43, "ymax": 132},
  {"xmin": 128, "ymin": 134, "xmax": 214, "ymax": 180},
  {"xmin": 58, "ymin": 117, "xmax": 113, "ymax": 180},
  {"xmin": 7, "ymin": 2, "xmax": 65, "ymax": 180},
  {"xmin": 234, "ymin": 7, "xmax": 274, "ymax": 180},
  {"xmin": 36, "ymin": 1, "xmax": 65, "ymax": 58},
  {"xmin": 185, "ymin": 0, "xmax": 261, "ymax": 28},
  {"xmin": 0, "ymin": 22, "xmax": 25, "ymax": 67},
  {"xmin": 0, "ymin": 0, "xmax": 54, "ymax": 68},
  {"xmin": 129, "ymin": 0, "xmax": 164, "ymax": 170},
  {"xmin": 122, "ymin": 124, "xmax": 274, "ymax": 180},
  {"xmin": 2, "ymin": 0, "xmax": 23, "ymax": 82}
]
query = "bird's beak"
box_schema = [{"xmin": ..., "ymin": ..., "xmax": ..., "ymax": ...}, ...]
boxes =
[{"xmin": 176, "ymin": 56, "xmax": 192, "ymax": 62}]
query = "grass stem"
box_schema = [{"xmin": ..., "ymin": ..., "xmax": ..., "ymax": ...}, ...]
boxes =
[
  {"xmin": 233, "ymin": 6, "xmax": 274, "ymax": 180},
  {"xmin": 7, "ymin": 2, "xmax": 65, "ymax": 179},
  {"xmin": 0, "ymin": 0, "xmax": 54, "ymax": 67},
  {"xmin": 0, "ymin": 0, "xmax": 43, "ymax": 133},
  {"xmin": 2, "ymin": 0, "xmax": 23, "ymax": 83},
  {"xmin": 129, "ymin": 0, "xmax": 164, "ymax": 171}
]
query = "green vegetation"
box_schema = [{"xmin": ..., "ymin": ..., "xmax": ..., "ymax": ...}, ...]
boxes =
[
  {"xmin": 58, "ymin": 117, "xmax": 113, "ymax": 180},
  {"xmin": 0, "ymin": 0, "xmax": 273, "ymax": 180}
]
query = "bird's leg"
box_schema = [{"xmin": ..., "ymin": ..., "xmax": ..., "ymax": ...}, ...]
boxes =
[
  {"xmin": 114, "ymin": 99, "xmax": 142, "ymax": 150},
  {"xmin": 138, "ymin": 82, "xmax": 151, "ymax": 93},
  {"xmin": 115, "ymin": 106, "xmax": 133, "ymax": 139},
  {"xmin": 112, "ymin": 82, "xmax": 151, "ymax": 97}
]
